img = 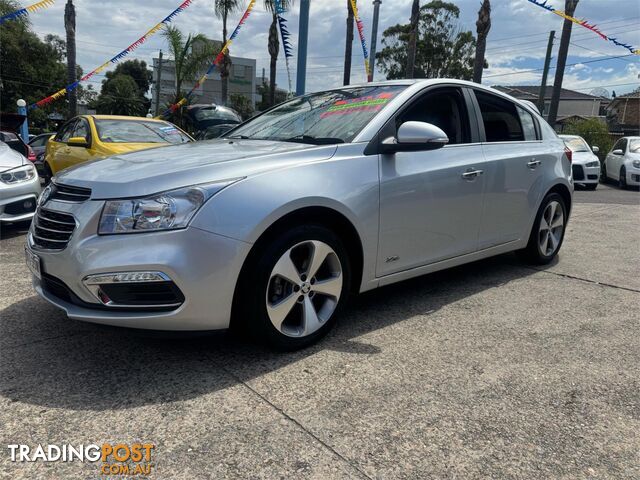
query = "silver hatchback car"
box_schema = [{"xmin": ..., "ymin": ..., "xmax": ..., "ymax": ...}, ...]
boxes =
[{"xmin": 27, "ymin": 80, "xmax": 573, "ymax": 349}]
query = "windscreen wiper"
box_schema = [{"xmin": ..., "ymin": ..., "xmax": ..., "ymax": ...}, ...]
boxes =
[{"xmin": 281, "ymin": 135, "xmax": 344, "ymax": 145}]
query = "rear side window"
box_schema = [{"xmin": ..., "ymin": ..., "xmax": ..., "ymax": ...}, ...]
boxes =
[
  {"xmin": 475, "ymin": 91, "xmax": 525, "ymax": 143},
  {"xmin": 517, "ymin": 106, "xmax": 538, "ymax": 141}
]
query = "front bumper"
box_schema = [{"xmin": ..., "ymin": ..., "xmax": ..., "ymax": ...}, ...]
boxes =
[
  {"xmin": 625, "ymin": 166, "xmax": 640, "ymax": 186},
  {"xmin": 571, "ymin": 163, "xmax": 600, "ymax": 184},
  {"xmin": 29, "ymin": 207, "xmax": 251, "ymax": 330},
  {"xmin": 0, "ymin": 175, "xmax": 40, "ymax": 222}
]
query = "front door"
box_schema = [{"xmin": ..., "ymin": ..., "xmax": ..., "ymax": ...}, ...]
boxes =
[{"xmin": 378, "ymin": 87, "xmax": 486, "ymax": 276}]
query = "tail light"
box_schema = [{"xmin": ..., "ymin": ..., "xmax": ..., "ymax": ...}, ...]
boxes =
[
  {"xmin": 564, "ymin": 146, "xmax": 573, "ymax": 163},
  {"xmin": 27, "ymin": 145, "xmax": 37, "ymax": 162}
]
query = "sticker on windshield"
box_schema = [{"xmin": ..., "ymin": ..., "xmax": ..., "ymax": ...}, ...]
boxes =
[
  {"xmin": 321, "ymin": 92, "xmax": 395, "ymax": 118},
  {"xmin": 159, "ymin": 126, "xmax": 178, "ymax": 133}
]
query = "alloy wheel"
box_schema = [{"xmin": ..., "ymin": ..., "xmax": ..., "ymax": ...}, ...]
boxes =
[
  {"xmin": 538, "ymin": 200, "xmax": 564, "ymax": 257},
  {"xmin": 266, "ymin": 240, "xmax": 343, "ymax": 338}
]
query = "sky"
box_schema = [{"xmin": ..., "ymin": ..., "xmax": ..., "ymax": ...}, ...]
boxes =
[{"xmin": 26, "ymin": 0, "xmax": 640, "ymax": 99}]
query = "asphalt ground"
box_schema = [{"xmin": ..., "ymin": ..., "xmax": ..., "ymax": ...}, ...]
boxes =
[{"xmin": 0, "ymin": 182, "xmax": 638, "ymax": 479}]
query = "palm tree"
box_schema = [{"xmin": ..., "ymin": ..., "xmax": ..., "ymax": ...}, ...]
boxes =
[
  {"xmin": 343, "ymin": 0, "xmax": 355, "ymax": 85},
  {"xmin": 264, "ymin": 0, "xmax": 293, "ymax": 107},
  {"xmin": 406, "ymin": 0, "xmax": 419, "ymax": 79},
  {"xmin": 64, "ymin": 0, "xmax": 77, "ymax": 118},
  {"xmin": 214, "ymin": 0, "xmax": 242, "ymax": 105},
  {"xmin": 472, "ymin": 0, "xmax": 491, "ymax": 84},
  {"xmin": 548, "ymin": 0, "xmax": 579, "ymax": 126},
  {"xmin": 162, "ymin": 26, "xmax": 217, "ymax": 105}
]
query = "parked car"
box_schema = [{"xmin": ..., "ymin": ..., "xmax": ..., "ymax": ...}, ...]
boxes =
[
  {"xmin": 44, "ymin": 115, "xmax": 193, "ymax": 178},
  {"xmin": 559, "ymin": 134, "xmax": 600, "ymax": 190},
  {"xmin": 184, "ymin": 104, "xmax": 242, "ymax": 139},
  {"xmin": 0, "ymin": 113, "xmax": 37, "ymax": 163},
  {"xmin": 0, "ymin": 140, "xmax": 40, "ymax": 223},
  {"xmin": 27, "ymin": 80, "xmax": 572, "ymax": 350},
  {"xmin": 29, "ymin": 132, "xmax": 54, "ymax": 177},
  {"xmin": 603, "ymin": 136, "xmax": 640, "ymax": 188}
]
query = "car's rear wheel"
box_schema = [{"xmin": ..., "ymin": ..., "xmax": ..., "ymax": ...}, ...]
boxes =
[
  {"xmin": 518, "ymin": 192, "xmax": 567, "ymax": 265},
  {"xmin": 238, "ymin": 225, "xmax": 351, "ymax": 350},
  {"xmin": 585, "ymin": 183, "xmax": 598, "ymax": 191},
  {"xmin": 619, "ymin": 166, "xmax": 627, "ymax": 189},
  {"xmin": 43, "ymin": 162, "xmax": 53, "ymax": 185}
]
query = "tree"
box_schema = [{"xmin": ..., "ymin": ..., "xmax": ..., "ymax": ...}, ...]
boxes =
[
  {"xmin": 473, "ymin": 0, "xmax": 491, "ymax": 83},
  {"xmin": 95, "ymin": 74, "xmax": 145, "ymax": 116},
  {"xmin": 0, "ymin": 1, "xmax": 69, "ymax": 130},
  {"xmin": 343, "ymin": 0, "xmax": 355, "ymax": 85},
  {"xmin": 229, "ymin": 94, "xmax": 255, "ymax": 120},
  {"xmin": 64, "ymin": 0, "xmax": 77, "ymax": 118},
  {"xmin": 264, "ymin": 0, "xmax": 293, "ymax": 107},
  {"xmin": 214, "ymin": 0, "xmax": 242, "ymax": 105},
  {"xmin": 162, "ymin": 26, "xmax": 216, "ymax": 105},
  {"xmin": 406, "ymin": 0, "xmax": 420, "ymax": 79},
  {"xmin": 563, "ymin": 118, "xmax": 612, "ymax": 160},
  {"xmin": 376, "ymin": 1, "xmax": 476, "ymax": 80},
  {"xmin": 547, "ymin": 0, "xmax": 579, "ymax": 126},
  {"xmin": 256, "ymin": 79, "xmax": 287, "ymax": 111},
  {"xmin": 104, "ymin": 60, "xmax": 152, "ymax": 95}
]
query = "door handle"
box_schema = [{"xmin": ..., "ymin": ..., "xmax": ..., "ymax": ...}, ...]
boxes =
[
  {"xmin": 527, "ymin": 159, "xmax": 542, "ymax": 169},
  {"xmin": 462, "ymin": 169, "xmax": 484, "ymax": 179}
]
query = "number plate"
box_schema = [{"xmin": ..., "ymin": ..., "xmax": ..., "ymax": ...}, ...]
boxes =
[{"xmin": 25, "ymin": 246, "xmax": 42, "ymax": 280}]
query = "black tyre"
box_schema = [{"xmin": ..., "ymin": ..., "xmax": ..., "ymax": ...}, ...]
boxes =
[
  {"xmin": 517, "ymin": 192, "xmax": 567, "ymax": 265},
  {"xmin": 601, "ymin": 162, "xmax": 608, "ymax": 183},
  {"xmin": 236, "ymin": 224, "xmax": 351, "ymax": 350},
  {"xmin": 619, "ymin": 166, "xmax": 627, "ymax": 189},
  {"xmin": 585, "ymin": 183, "xmax": 598, "ymax": 191},
  {"xmin": 43, "ymin": 162, "xmax": 53, "ymax": 185}
]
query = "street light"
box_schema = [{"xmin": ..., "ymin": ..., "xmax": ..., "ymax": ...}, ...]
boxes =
[{"xmin": 17, "ymin": 99, "xmax": 29, "ymax": 142}]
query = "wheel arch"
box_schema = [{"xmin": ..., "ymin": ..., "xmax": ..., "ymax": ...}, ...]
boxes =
[
  {"xmin": 230, "ymin": 206, "xmax": 365, "ymax": 329},
  {"xmin": 547, "ymin": 182, "xmax": 573, "ymax": 218}
]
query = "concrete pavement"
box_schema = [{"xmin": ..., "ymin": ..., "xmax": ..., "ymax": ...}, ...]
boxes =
[{"xmin": 1, "ymin": 185, "xmax": 638, "ymax": 479}]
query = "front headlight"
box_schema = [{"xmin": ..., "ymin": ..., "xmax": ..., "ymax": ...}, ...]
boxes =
[
  {"xmin": 632, "ymin": 160, "xmax": 640, "ymax": 169},
  {"xmin": 0, "ymin": 164, "xmax": 37, "ymax": 184},
  {"xmin": 98, "ymin": 180, "xmax": 240, "ymax": 235},
  {"xmin": 585, "ymin": 161, "xmax": 600, "ymax": 168}
]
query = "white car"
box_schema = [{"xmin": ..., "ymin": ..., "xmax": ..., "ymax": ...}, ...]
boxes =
[
  {"xmin": 603, "ymin": 136, "xmax": 640, "ymax": 188},
  {"xmin": 0, "ymin": 141, "xmax": 41, "ymax": 223},
  {"xmin": 559, "ymin": 135, "xmax": 600, "ymax": 190}
]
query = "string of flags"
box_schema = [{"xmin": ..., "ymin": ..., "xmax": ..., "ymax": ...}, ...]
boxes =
[
  {"xmin": 161, "ymin": 0, "xmax": 257, "ymax": 117},
  {"xmin": 274, "ymin": 0, "xmax": 294, "ymax": 93},
  {"xmin": 31, "ymin": 0, "xmax": 195, "ymax": 110},
  {"xmin": 0, "ymin": 0, "xmax": 55, "ymax": 25},
  {"xmin": 528, "ymin": 0, "xmax": 640, "ymax": 55},
  {"xmin": 349, "ymin": 0, "xmax": 371, "ymax": 80}
]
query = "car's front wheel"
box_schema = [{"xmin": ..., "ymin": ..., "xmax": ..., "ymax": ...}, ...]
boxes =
[
  {"xmin": 518, "ymin": 192, "xmax": 567, "ymax": 265},
  {"xmin": 239, "ymin": 225, "xmax": 351, "ymax": 350},
  {"xmin": 619, "ymin": 166, "xmax": 627, "ymax": 189},
  {"xmin": 585, "ymin": 183, "xmax": 598, "ymax": 191}
]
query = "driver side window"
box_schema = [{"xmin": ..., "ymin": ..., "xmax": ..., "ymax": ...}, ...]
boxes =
[
  {"xmin": 56, "ymin": 120, "xmax": 76, "ymax": 143},
  {"xmin": 396, "ymin": 88, "xmax": 470, "ymax": 145}
]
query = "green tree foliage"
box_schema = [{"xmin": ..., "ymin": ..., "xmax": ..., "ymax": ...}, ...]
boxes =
[
  {"xmin": 256, "ymin": 80, "xmax": 288, "ymax": 111},
  {"xmin": 376, "ymin": 1, "xmax": 476, "ymax": 80},
  {"xmin": 214, "ymin": 0, "xmax": 242, "ymax": 105},
  {"xmin": 0, "ymin": 1, "xmax": 69, "ymax": 128},
  {"xmin": 229, "ymin": 93, "xmax": 254, "ymax": 120},
  {"xmin": 98, "ymin": 60, "xmax": 152, "ymax": 115},
  {"xmin": 563, "ymin": 118, "xmax": 612, "ymax": 160},
  {"xmin": 104, "ymin": 60, "xmax": 153, "ymax": 95},
  {"xmin": 95, "ymin": 74, "xmax": 146, "ymax": 116}
]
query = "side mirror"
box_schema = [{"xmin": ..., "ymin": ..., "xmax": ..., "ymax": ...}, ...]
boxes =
[
  {"xmin": 381, "ymin": 121, "xmax": 449, "ymax": 153},
  {"xmin": 67, "ymin": 137, "xmax": 89, "ymax": 148},
  {"xmin": 612, "ymin": 149, "xmax": 624, "ymax": 156},
  {"xmin": 591, "ymin": 145, "xmax": 599, "ymax": 153}
]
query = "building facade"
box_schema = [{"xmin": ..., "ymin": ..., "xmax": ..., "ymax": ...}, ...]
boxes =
[
  {"xmin": 151, "ymin": 41, "xmax": 257, "ymax": 114},
  {"xmin": 606, "ymin": 91, "xmax": 640, "ymax": 135}
]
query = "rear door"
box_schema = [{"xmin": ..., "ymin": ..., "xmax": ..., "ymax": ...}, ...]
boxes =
[
  {"xmin": 377, "ymin": 86, "xmax": 486, "ymax": 276},
  {"xmin": 470, "ymin": 89, "xmax": 552, "ymax": 249}
]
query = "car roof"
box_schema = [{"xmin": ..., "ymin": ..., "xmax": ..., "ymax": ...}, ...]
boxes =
[
  {"xmin": 559, "ymin": 135, "xmax": 583, "ymax": 139},
  {"xmin": 86, "ymin": 115, "xmax": 168, "ymax": 123}
]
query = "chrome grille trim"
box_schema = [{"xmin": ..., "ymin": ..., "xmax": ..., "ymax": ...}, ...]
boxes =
[
  {"xmin": 50, "ymin": 183, "xmax": 92, "ymax": 203},
  {"xmin": 31, "ymin": 208, "xmax": 76, "ymax": 251}
]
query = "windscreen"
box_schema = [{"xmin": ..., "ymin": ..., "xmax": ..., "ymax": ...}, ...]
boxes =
[
  {"xmin": 95, "ymin": 120, "xmax": 191, "ymax": 144},
  {"xmin": 629, "ymin": 140, "xmax": 640, "ymax": 153},
  {"xmin": 229, "ymin": 85, "xmax": 407, "ymax": 144}
]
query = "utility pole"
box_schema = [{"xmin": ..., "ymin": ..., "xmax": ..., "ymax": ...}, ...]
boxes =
[
  {"xmin": 296, "ymin": 0, "xmax": 310, "ymax": 95},
  {"xmin": 64, "ymin": 0, "xmax": 77, "ymax": 118},
  {"xmin": 155, "ymin": 50, "xmax": 163, "ymax": 115},
  {"xmin": 406, "ymin": 0, "xmax": 419, "ymax": 79},
  {"xmin": 343, "ymin": 0, "xmax": 355, "ymax": 86},
  {"xmin": 537, "ymin": 31, "xmax": 555, "ymax": 114},
  {"xmin": 369, "ymin": 0, "xmax": 382, "ymax": 81},
  {"xmin": 547, "ymin": 0, "xmax": 579, "ymax": 127}
]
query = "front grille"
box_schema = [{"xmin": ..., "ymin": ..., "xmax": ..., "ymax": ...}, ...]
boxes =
[
  {"xmin": 100, "ymin": 282, "xmax": 185, "ymax": 307},
  {"xmin": 50, "ymin": 183, "xmax": 92, "ymax": 202},
  {"xmin": 31, "ymin": 208, "xmax": 76, "ymax": 250},
  {"xmin": 572, "ymin": 165, "xmax": 585, "ymax": 181}
]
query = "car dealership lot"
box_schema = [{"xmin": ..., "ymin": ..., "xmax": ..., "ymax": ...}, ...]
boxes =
[{"xmin": 1, "ymin": 184, "xmax": 638, "ymax": 479}]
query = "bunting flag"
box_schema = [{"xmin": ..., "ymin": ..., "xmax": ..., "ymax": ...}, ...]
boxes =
[
  {"xmin": 274, "ymin": 0, "xmax": 294, "ymax": 93},
  {"xmin": 0, "ymin": 0, "xmax": 55, "ymax": 25},
  {"xmin": 528, "ymin": 0, "xmax": 640, "ymax": 55},
  {"xmin": 349, "ymin": 0, "xmax": 371, "ymax": 80},
  {"xmin": 31, "ymin": 0, "xmax": 195, "ymax": 109},
  {"xmin": 160, "ymin": 0, "xmax": 257, "ymax": 117}
]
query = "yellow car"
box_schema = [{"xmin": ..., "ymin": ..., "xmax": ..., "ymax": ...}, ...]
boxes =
[{"xmin": 44, "ymin": 115, "xmax": 193, "ymax": 177}]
